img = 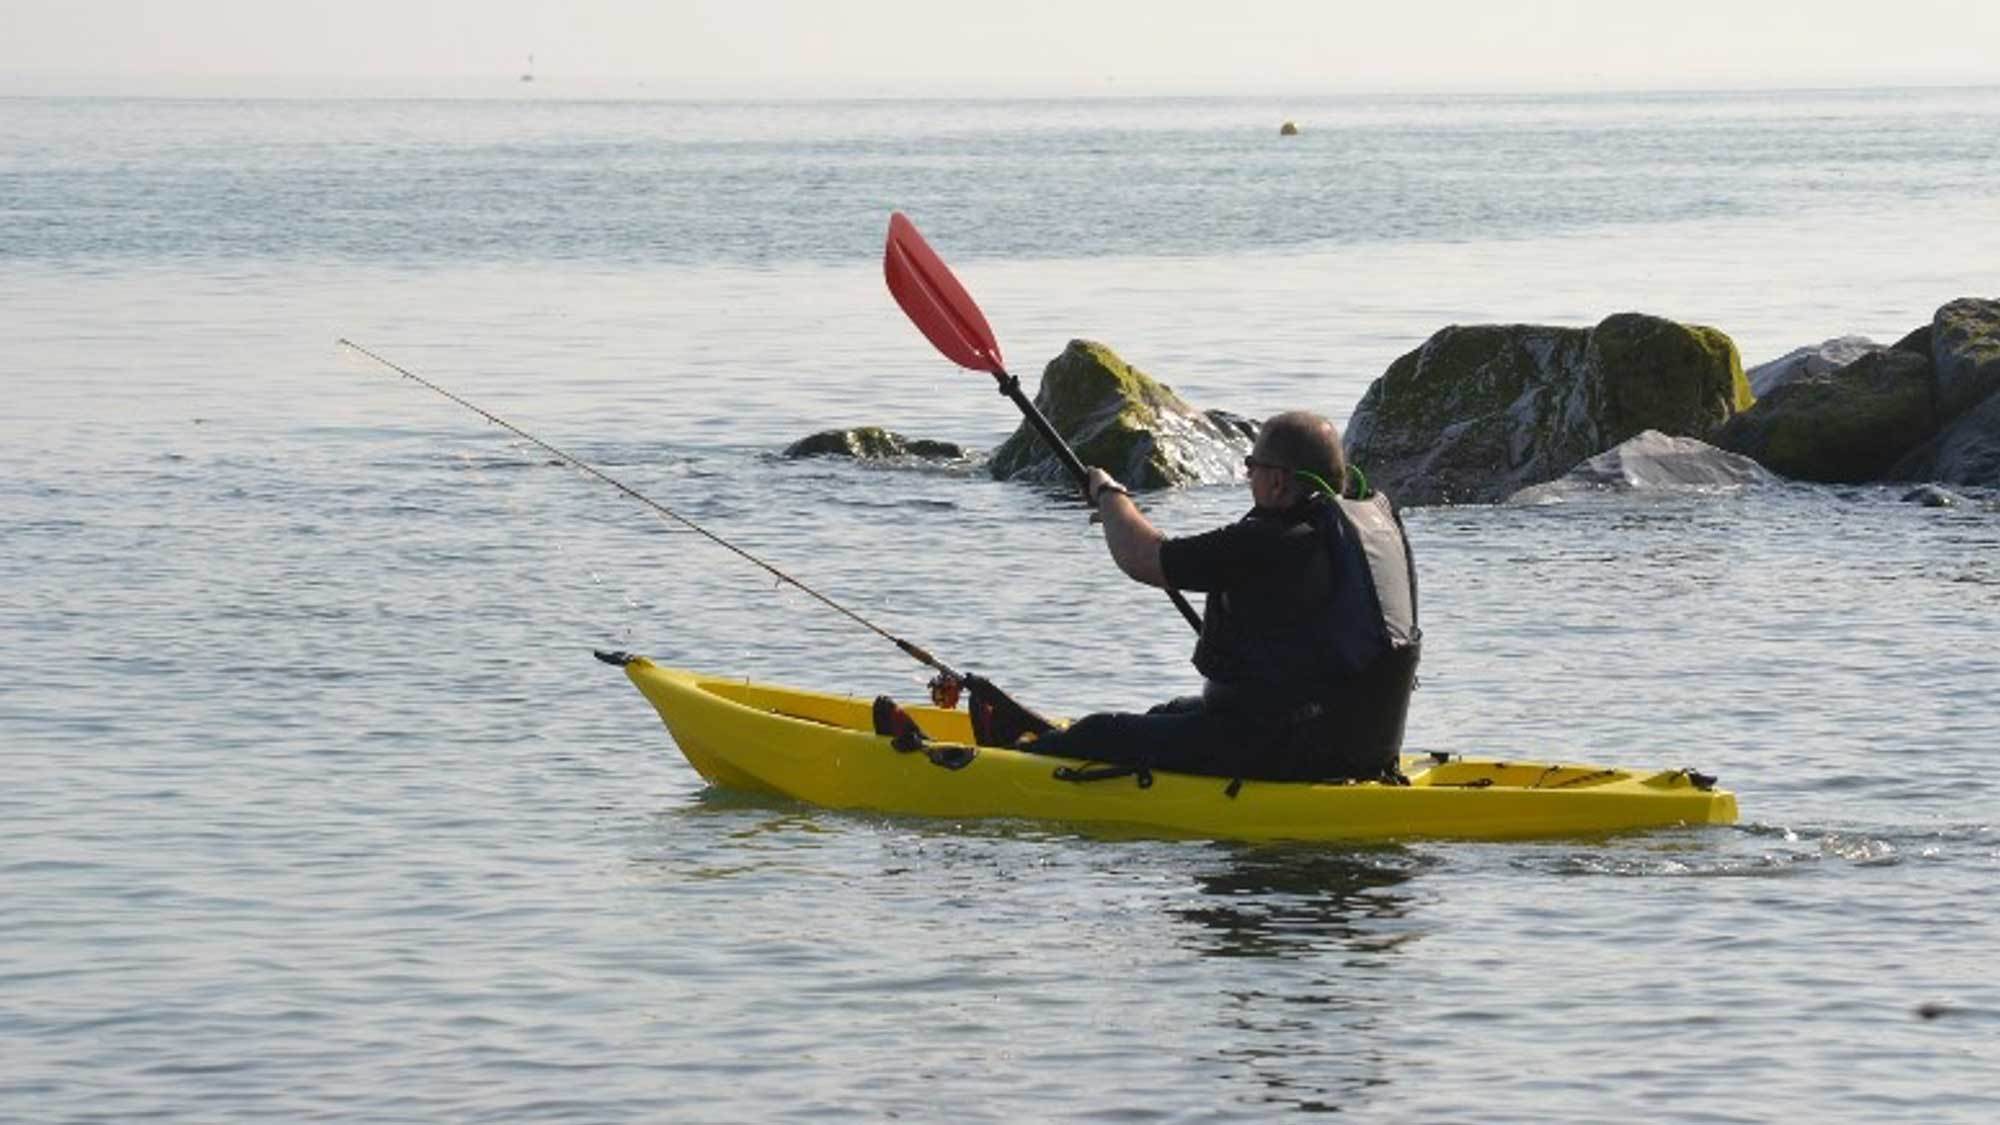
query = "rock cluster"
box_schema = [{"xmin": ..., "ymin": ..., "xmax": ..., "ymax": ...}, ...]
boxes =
[
  {"xmin": 786, "ymin": 298, "xmax": 1998, "ymax": 507},
  {"xmin": 783, "ymin": 341, "xmax": 1252, "ymax": 490},
  {"xmin": 1715, "ymin": 298, "xmax": 2000, "ymax": 488}
]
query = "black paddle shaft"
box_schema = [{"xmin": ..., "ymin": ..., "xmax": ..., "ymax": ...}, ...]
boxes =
[{"xmin": 991, "ymin": 370, "xmax": 1203, "ymax": 633}]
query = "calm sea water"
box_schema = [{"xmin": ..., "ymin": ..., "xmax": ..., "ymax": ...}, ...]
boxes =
[{"xmin": 5, "ymin": 88, "xmax": 2000, "ymax": 1121}]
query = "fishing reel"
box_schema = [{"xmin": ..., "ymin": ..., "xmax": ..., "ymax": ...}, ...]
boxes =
[{"xmin": 927, "ymin": 672, "xmax": 963, "ymax": 709}]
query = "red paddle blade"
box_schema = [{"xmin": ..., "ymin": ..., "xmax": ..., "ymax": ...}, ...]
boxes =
[{"xmin": 884, "ymin": 212, "xmax": 1005, "ymax": 375}]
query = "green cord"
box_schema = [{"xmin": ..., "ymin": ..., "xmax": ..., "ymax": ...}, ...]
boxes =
[
  {"xmin": 1293, "ymin": 469, "xmax": 1335, "ymax": 497},
  {"xmin": 1292, "ymin": 465, "xmax": 1369, "ymax": 500}
]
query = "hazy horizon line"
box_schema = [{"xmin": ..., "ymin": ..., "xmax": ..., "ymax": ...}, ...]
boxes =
[{"xmin": 7, "ymin": 70, "xmax": 1998, "ymax": 102}]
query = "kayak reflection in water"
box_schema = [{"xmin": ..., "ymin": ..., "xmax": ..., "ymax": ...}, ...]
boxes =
[{"xmin": 1023, "ymin": 410, "xmax": 1423, "ymax": 783}]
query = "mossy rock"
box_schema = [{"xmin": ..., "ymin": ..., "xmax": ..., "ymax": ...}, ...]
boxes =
[
  {"xmin": 1933, "ymin": 298, "xmax": 2000, "ymax": 422},
  {"xmin": 1344, "ymin": 313, "xmax": 1750, "ymax": 506},
  {"xmin": 783, "ymin": 427, "xmax": 965, "ymax": 460},
  {"xmin": 1714, "ymin": 349, "xmax": 1935, "ymax": 483},
  {"xmin": 1593, "ymin": 314, "xmax": 1754, "ymax": 426},
  {"xmin": 987, "ymin": 340, "xmax": 1254, "ymax": 490}
]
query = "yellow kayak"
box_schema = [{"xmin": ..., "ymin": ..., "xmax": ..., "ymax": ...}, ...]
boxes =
[{"xmin": 613, "ymin": 656, "xmax": 1738, "ymax": 842}]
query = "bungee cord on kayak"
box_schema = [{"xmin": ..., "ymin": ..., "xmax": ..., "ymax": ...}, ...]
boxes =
[{"xmin": 337, "ymin": 338, "xmax": 964, "ymax": 686}]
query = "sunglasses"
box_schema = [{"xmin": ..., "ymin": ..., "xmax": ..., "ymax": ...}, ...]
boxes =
[{"xmin": 1243, "ymin": 455, "xmax": 1289, "ymax": 472}]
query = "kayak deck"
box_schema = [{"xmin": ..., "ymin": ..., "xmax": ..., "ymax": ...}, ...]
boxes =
[{"xmin": 617, "ymin": 657, "xmax": 1738, "ymax": 843}]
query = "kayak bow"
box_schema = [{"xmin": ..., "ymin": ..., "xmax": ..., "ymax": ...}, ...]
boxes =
[{"xmin": 613, "ymin": 657, "xmax": 1737, "ymax": 842}]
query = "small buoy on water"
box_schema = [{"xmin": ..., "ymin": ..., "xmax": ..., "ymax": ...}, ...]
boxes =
[{"xmin": 1279, "ymin": 120, "xmax": 1299, "ymax": 136}]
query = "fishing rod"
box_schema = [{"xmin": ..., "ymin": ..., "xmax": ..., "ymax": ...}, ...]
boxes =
[{"xmin": 337, "ymin": 338, "xmax": 963, "ymax": 684}]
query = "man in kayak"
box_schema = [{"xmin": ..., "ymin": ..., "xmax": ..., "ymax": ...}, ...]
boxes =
[{"xmin": 1014, "ymin": 409, "xmax": 1422, "ymax": 783}]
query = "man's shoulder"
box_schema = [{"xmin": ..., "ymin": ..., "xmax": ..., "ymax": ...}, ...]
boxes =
[
  {"xmin": 1163, "ymin": 507, "xmax": 1321, "ymax": 580},
  {"xmin": 1170, "ymin": 511, "xmax": 1284, "ymax": 553}
]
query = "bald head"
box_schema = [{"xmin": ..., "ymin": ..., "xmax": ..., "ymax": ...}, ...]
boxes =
[{"xmin": 1252, "ymin": 410, "xmax": 1346, "ymax": 493}]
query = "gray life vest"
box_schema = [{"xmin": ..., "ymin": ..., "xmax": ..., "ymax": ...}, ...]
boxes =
[{"xmin": 1191, "ymin": 491, "xmax": 1422, "ymax": 761}]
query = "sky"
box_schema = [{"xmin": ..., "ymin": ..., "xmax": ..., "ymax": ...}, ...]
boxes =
[{"xmin": 4, "ymin": 0, "xmax": 1998, "ymax": 95}]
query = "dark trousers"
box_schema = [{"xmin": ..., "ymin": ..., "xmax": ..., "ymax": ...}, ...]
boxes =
[
  {"xmin": 1021, "ymin": 696, "xmax": 1272, "ymax": 780},
  {"xmin": 1020, "ymin": 695, "xmax": 1396, "ymax": 782}
]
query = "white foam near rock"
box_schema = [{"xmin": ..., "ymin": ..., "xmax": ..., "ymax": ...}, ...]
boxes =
[
  {"xmin": 1747, "ymin": 335, "xmax": 1885, "ymax": 399},
  {"xmin": 1506, "ymin": 430, "xmax": 1776, "ymax": 503}
]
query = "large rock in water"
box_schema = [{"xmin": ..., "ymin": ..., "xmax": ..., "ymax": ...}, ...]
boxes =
[
  {"xmin": 1881, "ymin": 297, "xmax": 2000, "ymax": 486},
  {"xmin": 1506, "ymin": 430, "xmax": 1775, "ymax": 503},
  {"xmin": 1714, "ymin": 348, "xmax": 1936, "ymax": 483},
  {"xmin": 987, "ymin": 340, "xmax": 1253, "ymax": 490},
  {"xmin": 1343, "ymin": 313, "xmax": 1750, "ymax": 506}
]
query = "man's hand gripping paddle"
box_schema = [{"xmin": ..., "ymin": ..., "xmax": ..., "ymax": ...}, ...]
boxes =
[{"xmin": 883, "ymin": 212, "xmax": 1202, "ymax": 633}]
